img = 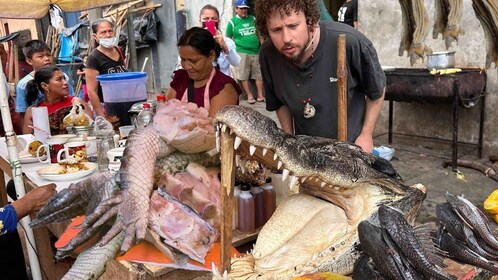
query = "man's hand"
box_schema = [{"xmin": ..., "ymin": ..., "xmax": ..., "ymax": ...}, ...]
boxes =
[
  {"xmin": 12, "ymin": 183, "xmax": 57, "ymax": 219},
  {"xmin": 354, "ymin": 133, "xmax": 374, "ymax": 154}
]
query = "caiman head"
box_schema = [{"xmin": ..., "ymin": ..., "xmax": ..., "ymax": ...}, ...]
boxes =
[{"xmin": 213, "ymin": 106, "xmax": 426, "ymax": 278}]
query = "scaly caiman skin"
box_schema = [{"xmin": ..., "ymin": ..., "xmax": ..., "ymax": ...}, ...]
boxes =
[{"xmin": 212, "ymin": 105, "xmax": 426, "ymax": 278}]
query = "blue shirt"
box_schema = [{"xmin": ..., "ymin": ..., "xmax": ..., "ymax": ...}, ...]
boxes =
[
  {"xmin": 15, "ymin": 72, "xmax": 75, "ymax": 113},
  {"xmin": 0, "ymin": 204, "xmax": 18, "ymax": 235}
]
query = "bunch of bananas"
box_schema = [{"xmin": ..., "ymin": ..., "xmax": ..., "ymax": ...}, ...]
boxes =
[{"xmin": 430, "ymin": 68, "xmax": 462, "ymax": 75}]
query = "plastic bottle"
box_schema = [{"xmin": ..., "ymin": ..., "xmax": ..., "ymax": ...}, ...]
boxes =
[
  {"xmin": 233, "ymin": 185, "xmax": 241, "ymax": 230},
  {"xmin": 250, "ymin": 185, "xmax": 265, "ymax": 228},
  {"xmin": 261, "ymin": 178, "xmax": 276, "ymax": 223},
  {"xmin": 135, "ymin": 103, "xmax": 154, "ymax": 128},
  {"xmin": 238, "ymin": 185, "xmax": 255, "ymax": 233}
]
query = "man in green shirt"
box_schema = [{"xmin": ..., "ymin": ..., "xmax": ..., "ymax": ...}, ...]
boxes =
[{"xmin": 226, "ymin": 0, "xmax": 265, "ymax": 103}]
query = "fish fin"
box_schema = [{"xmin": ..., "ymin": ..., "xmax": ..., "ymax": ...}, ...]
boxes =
[
  {"xmin": 413, "ymin": 222, "xmax": 447, "ymax": 268},
  {"xmin": 381, "ymin": 228, "xmax": 413, "ymax": 279}
]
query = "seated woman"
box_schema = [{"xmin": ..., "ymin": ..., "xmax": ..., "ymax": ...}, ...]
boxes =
[
  {"xmin": 167, "ymin": 27, "xmax": 241, "ymax": 117},
  {"xmin": 22, "ymin": 65, "xmax": 93, "ymax": 135}
]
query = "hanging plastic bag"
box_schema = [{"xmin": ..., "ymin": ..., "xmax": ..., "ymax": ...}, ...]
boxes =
[{"xmin": 143, "ymin": 12, "xmax": 159, "ymax": 42}]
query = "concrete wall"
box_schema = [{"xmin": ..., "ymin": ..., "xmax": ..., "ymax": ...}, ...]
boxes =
[{"xmin": 360, "ymin": 1, "xmax": 498, "ymax": 155}]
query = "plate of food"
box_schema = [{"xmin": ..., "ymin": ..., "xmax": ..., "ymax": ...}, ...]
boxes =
[
  {"xmin": 37, "ymin": 161, "xmax": 97, "ymax": 182},
  {"xmin": 9, "ymin": 140, "xmax": 46, "ymax": 163}
]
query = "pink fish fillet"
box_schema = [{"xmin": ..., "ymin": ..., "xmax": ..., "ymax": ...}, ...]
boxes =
[{"xmin": 149, "ymin": 190, "xmax": 218, "ymax": 264}]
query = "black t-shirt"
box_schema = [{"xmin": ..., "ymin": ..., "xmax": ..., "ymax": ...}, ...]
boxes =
[
  {"xmin": 260, "ymin": 21, "xmax": 385, "ymax": 142},
  {"xmin": 86, "ymin": 47, "xmax": 127, "ymax": 102},
  {"xmin": 338, "ymin": 0, "xmax": 358, "ymax": 28}
]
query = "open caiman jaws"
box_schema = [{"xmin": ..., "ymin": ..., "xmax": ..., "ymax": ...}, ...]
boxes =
[{"xmin": 212, "ymin": 105, "xmax": 426, "ymax": 279}]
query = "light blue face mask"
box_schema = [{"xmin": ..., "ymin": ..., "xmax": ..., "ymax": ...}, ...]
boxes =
[{"xmin": 99, "ymin": 37, "xmax": 117, "ymax": 48}]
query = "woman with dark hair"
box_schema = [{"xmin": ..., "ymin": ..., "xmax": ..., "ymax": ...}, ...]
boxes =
[
  {"xmin": 22, "ymin": 65, "xmax": 93, "ymax": 135},
  {"xmin": 85, "ymin": 18, "xmax": 128, "ymax": 123},
  {"xmin": 167, "ymin": 27, "xmax": 241, "ymax": 117}
]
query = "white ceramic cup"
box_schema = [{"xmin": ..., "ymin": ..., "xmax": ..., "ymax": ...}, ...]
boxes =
[
  {"xmin": 119, "ymin": 125, "xmax": 135, "ymax": 139},
  {"xmin": 117, "ymin": 139, "xmax": 127, "ymax": 148},
  {"xmin": 57, "ymin": 141, "xmax": 88, "ymax": 162},
  {"xmin": 68, "ymin": 136, "xmax": 97, "ymax": 156},
  {"xmin": 37, "ymin": 138, "xmax": 68, "ymax": 164},
  {"xmin": 107, "ymin": 147, "xmax": 125, "ymax": 163}
]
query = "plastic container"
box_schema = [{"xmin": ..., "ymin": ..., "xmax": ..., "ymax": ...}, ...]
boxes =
[
  {"xmin": 233, "ymin": 185, "xmax": 241, "ymax": 230},
  {"xmin": 250, "ymin": 185, "xmax": 265, "ymax": 228},
  {"xmin": 238, "ymin": 185, "xmax": 255, "ymax": 233},
  {"xmin": 135, "ymin": 103, "xmax": 154, "ymax": 128},
  {"xmin": 96, "ymin": 72, "xmax": 148, "ymax": 103},
  {"xmin": 261, "ymin": 178, "xmax": 276, "ymax": 223},
  {"xmin": 156, "ymin": 95, "xmax": 166, "ymax": 103}
]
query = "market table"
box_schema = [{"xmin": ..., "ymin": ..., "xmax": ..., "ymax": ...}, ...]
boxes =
[{"xmin": 384, "ymin": 68, "xmax": 487, "ymax": 172}]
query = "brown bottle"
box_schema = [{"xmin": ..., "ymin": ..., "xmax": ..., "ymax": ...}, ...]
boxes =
[
  {"xmin": 238, "ymin": 185, "xmax": 255, "ymax": 233},
  {"xmin": 261, "ymin": 178, "xmax": 276, "ymax": 223},
  {"xmin": 250, "ymin": 185, "xmax": 265, "ymax": 228}
]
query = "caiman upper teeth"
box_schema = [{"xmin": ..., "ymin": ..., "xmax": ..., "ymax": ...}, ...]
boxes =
[
  {"xmin": 282, "ymin": 169, "xmax": 290, "ymax": 181},
  {"xmin": 320, "ymin": 182, "xmax": 326, "ymax": 187},
  {"xmin": 300, "ymin": 176, "xmax": 307, "ymax": 183},
  {"xmin": 249, "ymin": 145, "xmax": 256, "ymax": 156},
  {"xmin": 234, "ymin": 136, "xmax": 242, "ymax": 150},
  {"xmin": 273, "ymin": 153, "xmax": 278, "ymax": 161},
  {"xmin": 262, "ymin": 148, "xmax": 268, "ymax": 156},
  {"xmin": 277, "ymin": 160, "xmax": 283, "ymax": 169},
  {"xmin": 230, "ymin": 128, "xmax": 234, "ymax": 135},
  {"xmin": 216, "ymin": 136, "xmax": 220, "ymax": 152},
  {"xmin": 216, "ymin": 129, "xmax": 219, "ymax": 138},
  {"xmin": 235, "ymin": 154, "xmax": 241, "ymax": 167},
  {"xmin": 222, "ymin": 124, "xmax": 227, "ymax": 133}
]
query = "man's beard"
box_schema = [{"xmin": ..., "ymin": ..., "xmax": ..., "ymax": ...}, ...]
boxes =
[{"xmin": 285, "ymin": 32, "xmax": 312, "ymax": 64}]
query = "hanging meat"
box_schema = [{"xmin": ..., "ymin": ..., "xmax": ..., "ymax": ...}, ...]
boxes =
[
  {"xmin": 398, "ymin": 0, "xmax": 432, "ymax": 65},
  {"xmin": 472, "ymin": 0, "xmax": 498, "ymax": 68},
  {"xmin": 433, "ymin": 0, "xmax": 465, "ymax": 49}
]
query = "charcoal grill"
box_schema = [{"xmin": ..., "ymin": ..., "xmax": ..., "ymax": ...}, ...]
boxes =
[{"xmin": 384, "ymin": 68, "xmax": 487, "ymax": 172}]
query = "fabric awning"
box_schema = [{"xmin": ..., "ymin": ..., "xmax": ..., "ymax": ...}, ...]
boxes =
[{"xmin": 0, "ymin": 0, "xmax": 132, "ymax": 19}]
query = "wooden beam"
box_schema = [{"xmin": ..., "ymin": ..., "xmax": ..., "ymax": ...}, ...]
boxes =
[
  {"xmin": 129, "ymin": 3, "xmax": 162, "ymax": 13},
  {"xmin": 337, "ymin": 34, "xmax": 348, "ymax": 142},
  {"xmin": 220, "ymin": 128, "xmax": 235, "ymax": 273},
  {"xmin": 104, "ymin": 0, "xmax": 144, "ymax": 17}
]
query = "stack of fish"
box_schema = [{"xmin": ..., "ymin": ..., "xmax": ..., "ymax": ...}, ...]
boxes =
[
  {"xmin": 356, "ymin": 204, "xmax": 457, "ymax": 279},
  {"xmin": 437, "ymin": 192, "xmax": 498, "ymax": 274}
]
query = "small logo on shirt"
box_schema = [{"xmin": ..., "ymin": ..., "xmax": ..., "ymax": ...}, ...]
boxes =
[{"xmin": 330, "ymin": 77, "xmax": 338, "ymax": 83}]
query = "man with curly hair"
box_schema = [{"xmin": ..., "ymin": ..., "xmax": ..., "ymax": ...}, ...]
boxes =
[{"xmin": 255, "ymin": 0, "xmax": 385, "ymax": 153}]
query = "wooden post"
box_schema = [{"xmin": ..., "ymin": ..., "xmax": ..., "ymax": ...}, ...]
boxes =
[
  {"xmin": 337, "ymin": 34, "xmax": 348, "ymax": 142},
  {"xmin": 220, "ymin": 127, "xmax": 235, "ymax": 273},
  {"xmin": 13, "ymin": 45, "xmax": 19, "ymax": 84}
]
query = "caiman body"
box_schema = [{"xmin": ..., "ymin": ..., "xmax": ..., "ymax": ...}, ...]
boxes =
[{"xmin": 213, "ymin": 106, "xmax": 426, "ymax": 278}]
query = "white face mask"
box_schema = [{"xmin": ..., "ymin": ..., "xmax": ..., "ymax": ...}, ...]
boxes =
[{"xmin": 99, "ymin": 37, "xmax": 116, "ymax": 48}]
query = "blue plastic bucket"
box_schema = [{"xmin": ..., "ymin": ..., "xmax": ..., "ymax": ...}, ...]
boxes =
[{"xmin": 96, "ymin": 72, "xmax": 148, "ymax": 103}]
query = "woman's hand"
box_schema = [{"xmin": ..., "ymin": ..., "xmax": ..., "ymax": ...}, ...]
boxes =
[
  {"xmin": 214, "ymin": 31, "xmax": 228, "ymax": 54},
  {"xmin": 11, "ymin": 183, "xmax": 57, "ymax": 219}
]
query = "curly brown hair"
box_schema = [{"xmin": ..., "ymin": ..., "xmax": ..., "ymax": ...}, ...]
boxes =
[{"xmin": 254, "ymin": 0, "xmax": 320, "ymax": 38}]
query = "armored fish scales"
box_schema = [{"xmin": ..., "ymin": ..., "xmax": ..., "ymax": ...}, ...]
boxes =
[
  {"xmin": 358, "ymin": 221, "xmax": 424, "ymax": 280},
  {"xmin": 378, "ymin": 205, "xmax": 457, "ymax": 280},
  {"xmin": 436, "ymin": 203, "xmax": 498, "ymax": 261},
  {"xmin": 212, "ymin": 105, "xmax": 427, "ymax": 278},
  {"xmin": 445, "ymin": 192, "xmax": 498, "ymax": 250}
]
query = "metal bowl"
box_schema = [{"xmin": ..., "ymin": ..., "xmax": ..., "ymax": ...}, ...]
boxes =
[
  {"xmin": 427, "ymin": 51, "xmax": 455, "ymax": 69},
  {"xmin": 67, "ymin": 125, "xmax": 94, "ymax": 136}
]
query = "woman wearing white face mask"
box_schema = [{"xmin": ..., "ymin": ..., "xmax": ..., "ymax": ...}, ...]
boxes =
[{"xmin": 85, "ymin": 18, "xmax": 128, "ymax": 122}]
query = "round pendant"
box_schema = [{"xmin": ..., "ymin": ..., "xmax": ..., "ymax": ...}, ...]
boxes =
[{"xmin": 303, "ymin": 103, "xmax": 316, "ymax": 119}]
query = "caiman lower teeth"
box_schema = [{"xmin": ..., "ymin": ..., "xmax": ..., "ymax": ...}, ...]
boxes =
[
  {"xmin": 222, "ymin": 124, "xmax": 227, "ymax": 133},
  {"xmin": 216, "ymin": 136, "xmax": 220, "ymax": 152},
  {"xmin": 289, "ymin": 176, "xmax": 299, "ymax": 189},
  {"xmin": 249, "ymin": 145, "xmax": 256, "ymax": 156},
  {"xmin": 282, "ymin": 169, "xmax": 290, "ymax": 181},
  {"xmin": 234, "ymin": 136, "xmax": 242, "ymax": 150}
]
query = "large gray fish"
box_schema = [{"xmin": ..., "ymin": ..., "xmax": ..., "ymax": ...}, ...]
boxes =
[
  {"xmin": 358, "ymin": 220, "xmax": 423, "ymax": 280},
  {"xmin": 438, "ymin": 229, "xmax": 498, "ymax": 274},
  {"xmin": 436, "ymin": 203, "xmax": 498, "ymax": 261},
  {"xmin": 378, "ymin": 205, "xmax": 456, "ymax": 280},
  {"xmin": 445, "ymin": 192, "xmax": 498, "ymax": 250},
  {"xmin": 352, "ymin": 254, "xmax": 386, "ymax": 280}
]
